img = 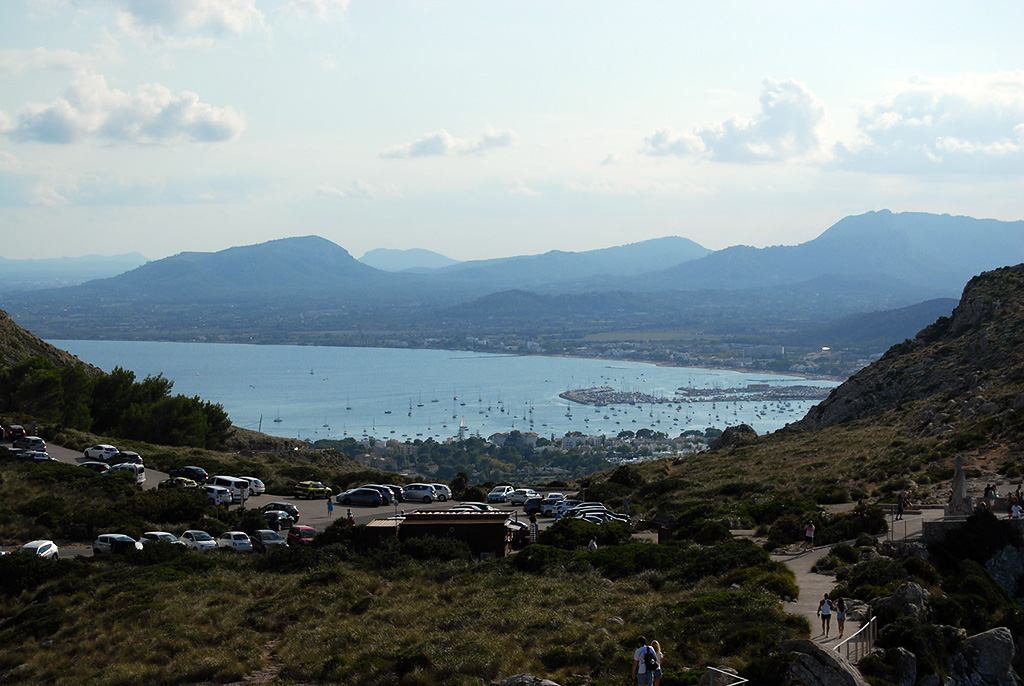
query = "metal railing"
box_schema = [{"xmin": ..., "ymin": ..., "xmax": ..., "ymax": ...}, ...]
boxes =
[
  {"xmin": 703, "ymin": 666, "xmax": 749, "ymax": 686},
  {"xmin": 834, "ymin": 615, "xmax": 877, "ymax": 662}
]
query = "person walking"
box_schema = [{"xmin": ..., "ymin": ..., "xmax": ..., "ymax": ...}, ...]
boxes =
[
  {"xmin": 347, "ymin": 509, "xmax": 355, "ymax": 526},
  {"xmin": 631, "ymin": 636, "xmax": 658, "ymax": 686},
  {"xmin": 327, "ymin": 499, "xmax": 334, "ymax": 517},
  {"xmin": 817, "ymin": 593, "xmax": 834, "ymax": 637},
  {"xmin": 835, "ymin": 597, "xmax": 847, "ymax": 639},
  {"xmin": 651, "ymin": 639, "xmax": 664, "ymax": 686},
  {"xmin": 803, "ymin": 521, "xmax": 815, "ymax": 551}
]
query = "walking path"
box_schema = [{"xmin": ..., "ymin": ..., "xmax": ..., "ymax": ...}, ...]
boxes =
[{"xmin": 769, "ymin": 506, "xmax": 946, "ymax": 646}]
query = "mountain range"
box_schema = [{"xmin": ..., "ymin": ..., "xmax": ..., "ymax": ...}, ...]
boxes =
[{"xmin": 3, "ymin": 210, "xmax": 1022, "ymax": 361}]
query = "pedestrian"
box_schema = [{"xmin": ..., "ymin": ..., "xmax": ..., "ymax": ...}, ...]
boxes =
[
  {"xmin": 631, "ymin": 636, "xmax": 657, "ymax": 686},
  {"xmin": 895, "ymin": 493, "xmax": 904, "ymax": 520},
  {"xmin": 817, "ymin": 593, "xmax": 834, "ymax": 637},
  {"xmin": 651, "ymin": 639, "xmax": 664, "ymax": 686},
  {"xmin": 347, "ymin": 509, "xmax": 355, "ymax": 526},
  {"xmin": 327, "ymin": 499, "xmax": 334, "ymax": 517},
  {"xmin": 1011, "ymin": 502, "xmax": 1022, "ymax": 519},
  {"xmin": 803, "ymin": 521, "xmax": 815, "ymax": 551},
  {"xmin": 835, "ymin": 597, "xmax": 847, "ymax": 639},
  {"xmin": 529, "ymin": 514, "xmax": 538, "ymax": 545},
  {"xmin": 588, "ymin": 537, "xmax": 598, "ymax": 552}
]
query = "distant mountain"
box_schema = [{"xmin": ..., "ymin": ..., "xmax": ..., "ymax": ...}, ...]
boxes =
[
  {"xmin": 576, "ymin": 211, "xmax": 1024, "ymax": 298},
  {"xmin": 784, "ymin": 298, "xmax": 958, "ymax": 352},
  {"xmin": 0, "ymin": 253, "xmax": 147, "ymax": 292},
  {"xmin": 359, "ymin": 248, "xmax": 460, "ymax": 272},
  {"xmin": 794, "ymin": 263, "xmax": 1024, "ymax": 439},
  {"xmin": 434, "ymin": 236, "xmax": 711, "ymax": 289}
]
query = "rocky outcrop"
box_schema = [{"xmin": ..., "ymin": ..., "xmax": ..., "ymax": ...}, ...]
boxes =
[
  {"xmin": 949, "ymin": 627, "xmax": 1021, "ymax": 686},
  {"xmin": 873, "ymin": 582, "xmax": 931, "ymax": 618},
  {"xmin": 491, "ymin": 675, "xmax": 561, "ymax": 686},
  {"xmin": 709, "ymin": 424, "xmax": 757, "ymax": 451},
  {"xmin": 782, "ymin": 639, "xmax": 870, "ymax": 686},
  {"xmin": 987, "ymin": 546, "xmax": 1024, "ymax": 603}
]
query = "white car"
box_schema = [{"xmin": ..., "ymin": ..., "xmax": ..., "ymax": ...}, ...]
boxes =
[
  {"xmin": 239, "ymin": 476, "xmax": 266, "ymax": 496},
  {"xmin": 430, "ymin": 483, "xmax": 452, "ymax": 501},
  {"xmin": 93, "ymin": 534, "xmax": 143, "ymax": 554},
  {"xmin": 217, "ymin": 531, "xmax": 253, "ymax": 553},
  {"xmin": 404, "ymin": 483, "xmax": 437, "ymax": 503},
  {"xmin": 141, "ymin": 531, "xmax": 185, "ymax": 546},
  {"xmin": 510, "ymin": 488, "xmax": 539, "ymax": 505},
  {"xmin": 487, "ymin": 485, "xmax": 515, "ymax": 503},
  {"xmin": 84, "ymin": 444, "xmax": 119, "ymax": 461},
  {"xmin": 18, "ymin": 540, "xmax": 59, "ymax": 559},
  {"xmin": 180, "ymin": 530, "xmax": 218, "ymax": 552}
]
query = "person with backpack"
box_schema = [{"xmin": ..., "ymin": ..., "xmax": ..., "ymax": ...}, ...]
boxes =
[{"xmin": 632, "ymin": 636, "xmax": 659, "ymax": 686}]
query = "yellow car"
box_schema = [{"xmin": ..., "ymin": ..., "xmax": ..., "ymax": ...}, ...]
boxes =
[
  {"xmin": 294, "ymin": 481, "xmax": 332, "ymax": 499},
  {"xmin": 158, "ymin": 476, "xmax": 198, "ymax": 489}
]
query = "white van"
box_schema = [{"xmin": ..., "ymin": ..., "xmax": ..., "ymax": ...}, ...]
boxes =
[
  {"xmin": 204, "ymin": 484, "xmax": 231, "ymax": 506},
  {"xmin": 209, "ymin": 476, "xmax": 249, "ymax": 503},
  {"xmin": 107, "ymin": 463, "xmax": 146, "ymax": 485}
]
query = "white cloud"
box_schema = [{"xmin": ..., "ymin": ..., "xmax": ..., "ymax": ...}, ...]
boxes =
[
  {"xmin": 0, "ymin": 47, "xmax": 103, "ymax": 75},
  {"xmin": 599, "ymin": 153, "xmax": 621, "ymax": 166},
  {"xmin": 8, "ymin": 71, "xmax": 245, "ymax": 145},
  {"xmin": 315, "ymin": 179, "xmax": 391, "ymax": 199},
  {"xmin": 641, "ymin": 78, "xmax": 827, "ymax": 163},
  {"xmin": 110, "ymin": 0, "xmax": 265, "ymax": 44},
  {"xmin": 380, "ymin": 127, "xmax": 515, "ymax": 158},
  {"xmin": 510, "ymin": 181, "xmax": 539, "ymax": 196},
  {"xmin": 286, "ymin": 0, "xmax": 350, "ymax": 20},
  {"xmin": 834, "ymin": 71, "xmax": 1024, "ymax": 174},
  {"xmin": 0, "ymin": 111, "xmax": 13, "ymax": 135}
]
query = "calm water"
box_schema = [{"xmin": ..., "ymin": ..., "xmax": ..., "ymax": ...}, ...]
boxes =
[{"xmin": 52, "ymin": 341, "xmax": 837, "ymax": 443}]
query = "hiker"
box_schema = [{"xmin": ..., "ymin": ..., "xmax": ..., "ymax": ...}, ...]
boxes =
[
  {"xmin": 632, "ymin": 636, "xmax": 658, "ymax": 686},
  {"xmin": 895, "ymin": 493, "xmax": 904, "ymax": 520},
  {"xmin": 835, "ymin": 597, "xmax": 847, "ymax": 638},
  {"xmin": 817, "ymin": 593, "xmax": 834, "ymax": 637},
  {"xmin": 588, "ymin": 537, "xmax": 598, "ymax": 552},
  {"xmin": 650, "ymin": 639, "xmax": 664, "ymax": 686},
  {"xmin": 803, "ymin": 521, "xmax": 815, "ymax": 551},
  {"xmin": 327, "ymin": 499, "xmax": 334, "ymax": 517},
  {"xmin": 347, "ymin": 509, "xmax": 355, "ymax": 526}
]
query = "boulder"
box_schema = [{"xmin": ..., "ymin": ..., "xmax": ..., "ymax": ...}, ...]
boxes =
[
  {"xmin": 782, "ymin": 639, "xmax": 870, "ymax": 686},
  {"xmin": 888, "ymin": 647, "xmax": 916, "ymax": 686},
  {"xmin": 700, "ymin": 666, "xmax": 740, "ymax": 686},
  {"xmin": 491, "ymin": 675, "xmax": 561, "ymax": 686},
  {"xmin": 949, "ymin": 627, "xmax": 1020, "ymax": 686},
  {"xmin": 987, "ymin": 546, "xmax": 1024, "ymax": 600},
  {"xmin": 874, "ymin": 582, "xmax": 930, "ymax": 617}
]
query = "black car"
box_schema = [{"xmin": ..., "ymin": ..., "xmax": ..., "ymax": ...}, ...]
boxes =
[
  {"xmin": 5, "ymin": 425, "xmax": 26, "ymax": 442},
  {"xmin": 109, "ymin": 451, "xmax": 144, "ymax": 466},
  {"xmin": 262, "ymin": 510, "xmax": 296, "ymax": 531},
  {"xmin": 251, "ymin": 529, "xmax": 288, "ymax": 553},
  {"xmin": 263, "ymin": 502, "xmax": 300, "ymax": 521},
  {"xmin": 523, "ymin": 497, "xmax": 544, "ymax": 515},
  {"xmin": 169, "ymin": 465, "xmax": 209, "ymax": 483}
]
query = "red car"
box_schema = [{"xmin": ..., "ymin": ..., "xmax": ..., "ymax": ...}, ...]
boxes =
[{"xmin": 287, "ymin": 525, "xmax": 316, "ymax": 547}]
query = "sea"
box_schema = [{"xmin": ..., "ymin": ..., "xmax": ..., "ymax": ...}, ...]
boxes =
[{"xmin": 51, "ymin": 341, "xmax": 839, "ymax": 443}]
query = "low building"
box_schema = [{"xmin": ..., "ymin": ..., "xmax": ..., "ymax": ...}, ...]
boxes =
[{"xmin": 375, "ymin": 511, "xmax": 516, "ymax": 559}]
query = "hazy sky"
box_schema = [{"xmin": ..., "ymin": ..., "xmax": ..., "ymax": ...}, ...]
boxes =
[{"xmin": 1, "ymin": 1, "xmax": 1023, "ymax": 261}]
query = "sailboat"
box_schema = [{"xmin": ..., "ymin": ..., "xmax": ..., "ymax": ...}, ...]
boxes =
[{"xmin": 273, "ymin": 410, "xmax": 283, "ymax": 423}]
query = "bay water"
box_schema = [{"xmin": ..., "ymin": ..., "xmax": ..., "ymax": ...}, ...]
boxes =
[{"xmin": 52, "ymin": 341, "xmax": 837, "ymax": 443}]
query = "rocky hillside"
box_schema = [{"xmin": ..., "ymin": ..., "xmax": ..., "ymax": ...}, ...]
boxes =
[
  {"xmin": 0, "ymin": 309, "xmax": 99, "ymax": 373},
  {"xmin": 794, "ymin": 263, "xmax": 1024, "ymax": 447}
]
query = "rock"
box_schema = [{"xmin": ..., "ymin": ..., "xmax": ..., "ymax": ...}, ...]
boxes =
[
  {"xmin": 782, "ymin": 639, "xmax": 870, "ymax": 686},
  {"xmin": 606, "ymin": 616, "xmax": 624, "ymax": 625},
  {"xmin": 700, "ymin": 666, "xmax": 739, "ymax": 686},
  {"xmin": 874, "ymin": 582, "xmax": 930, "ymax": 617},
  {"xmin": 880, "ymin": 541, "xmax": 929, "ymax": 561},
  {"xmin": 888, "ymin": 647, "xmax": 916, "ymax": 686},
  {"xmin": 491, "ymin": 675, "xmax": 561, "ymax": 686},
  {"xmin": 844, "ymin": 599, "xmax": 870, "ymax": 623},
  {"xmin": 951, "ymin": 627, "xmax": 1018, "ymax": 686},
  {"xmin": 709, "ymin": 424, "xmax": 757, "ymax": 451},
  {"xmin": 986, "ymin": 546, "xmax": 1024, "ymax": 600}
]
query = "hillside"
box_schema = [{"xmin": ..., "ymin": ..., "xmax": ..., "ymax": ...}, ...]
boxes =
[
  {"xmin": 0, "ymin": 309, "xmax": 99, "ymax": 372},
  {"xmin": 359, "ymin": 247, "xmax": 461, "ymax": 272}
]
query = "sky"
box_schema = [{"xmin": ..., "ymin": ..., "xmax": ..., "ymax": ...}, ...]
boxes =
[{"xmin": 1, "ymin": 1, "xmax": 1023, "ymax": 262}]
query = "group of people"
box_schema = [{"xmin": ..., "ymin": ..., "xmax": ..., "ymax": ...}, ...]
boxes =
[
  {"xmin": 980, "ymin": 484, "xmax": 1024, "ymax": 518},
  {"xmin": 816, "ymin": 594, "xmax": 847, "ymax": 639},
  {"xmin": 631, "ymin": 637, "xmax": 664, "ymax": 686}
]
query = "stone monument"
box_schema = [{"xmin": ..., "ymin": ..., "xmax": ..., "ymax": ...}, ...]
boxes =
[{"xmin": 945, "ymin": 454, "xmax": 973, "ymax": 516}]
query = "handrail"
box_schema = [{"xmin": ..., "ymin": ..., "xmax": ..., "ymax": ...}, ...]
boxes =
[
  {"xmin": 704, "ymin": 666, "xmax": 749, "ymax": 686},
  {"xmin": 834, "ymin": 615, "xmax": 877, "ymax": 662}
]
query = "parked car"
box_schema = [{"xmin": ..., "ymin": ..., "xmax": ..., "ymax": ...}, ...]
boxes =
[
  {"xmin": 360, "ymin": 484, "xmax": 394, "ymax": 505},
  {"xmin": 93, "ymin": 534, "xmax": 143, "ymax": 555},
  {"xmin": 83, "ymin": 444, "xmax": 119, "ymax": 461},
  {"xmin": 336, "ymin": 487, "xmax": 384, "ymax": 507},
  {"xmin": 295, "ymin": 481, "xmax": 333, "ymax": 499},
  {"xmin": 523, "ymin": 497, "xmax": 544, "ymax": 515},
  {"xmin": 80, "ymin": 460, "xmax": 110, "ymax": 474},
  {"xmin": 18, "ymin": 450, "xmax": 55, "ymax": 463},
  {"xmin": 158, "ymin": 476, "xmax": 198, "ymax": 489},
  {"xmin": 404, "ymin": 483, "xmax": 436, "ymax": 503},
  {"xmin": 169, "ymin": 465, "xmax": 208, "ymax": 483},
  {"xmin": 262, "ymin": 509, "xmax": 296, "ymax": 531},
  {"xmin": 108, "ymin": 451, "xmax": 143, "ymax": 466},
  {"xmin": 5, "ymin": 425, "xmax": 26, "ymax": 441},
  {"xmin": 287, "ymin": 525, "xmax": 316, "ymax": 547},
  {"xmin": 487, "ymin": 485, "xmax": 515, "ymax": 503},
  {"xmin": 217, "ymin": 531, "xmax": 253, "ymax": 553},
  {"xmin": 552, "ymin": 499, "xmax": 583, "ymax": 517},
  {"xmin": 12, "ymin": 436, "xmax": 45, "ymax": 451},
  {"xmin": 239, "ymin": 476, "xmax": 266, "ymax": 495},
  {"xmin": 540, "ymin": 493, "xmax": 566, "ymax": 515},
  {"xmin": 18, "ymin": 540, "xmax": 59, "ymax": 559},
  {"xmin": 510, "ymin": 488, "xmax": 539, "ymax": 505},
  {"xmin": 141, "ymin": 531, "xmax": 184, "ymax": 546},
  {"xmin": 180, "ymin": 530, "xmax": 217, "ymax": 552},
  {"xmin": 107, "ymin": 463, "xmax": 146, "ymax": 484},
  {"xmin": 251, "ymin": 529, "xmax": 288, "ymax": 553},
  {"xmin": 383, "ymin": 484, "xmax": 405, "ymax": 502},
  {"xmin": 430, "ymin": 483, "xmax": 453, "ymax": 501},
  {"xmin": 263, "ymin": 502, "xmax": 300, "ymax": 521},
  {"xmin": 453, "ymin": 502, "xmax": 496, "ymax": 511},
  {"xmin": 204, "ymin": 484, "xmax": 232, "ymax": 506}
]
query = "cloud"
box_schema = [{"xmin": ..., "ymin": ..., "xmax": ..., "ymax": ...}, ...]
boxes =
[
  {"xmin": 380, "ymin": 126, "xmax": 515, "ymax": 158},
  {"xmin": 7, "ymin": 71, "xmax": 245, "ymax": 145},
  {"xmin": 286, "ymin": 0, "xmax": 350, "ymax": 19},
  {"xmin": 0, "ymin": 47, "xmax": 103, "ymax": 75},
  {"xmin": 315, "ymin": 179, "xmax": 391, "ymax": 199},
  {"xmin": 834, "ymin": 71, "xmax": 1024, "ymax": 174},
  {"xmin": 640, "ymin": 78, "xmax": 827, "ymax": 163},
  {"xmin": 110, "ymin": 0, "xmax": 265, "ymax": 44},
  {"xmin": 510, "ymin": 181, "xmax": 540, "ymax": 196}
]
